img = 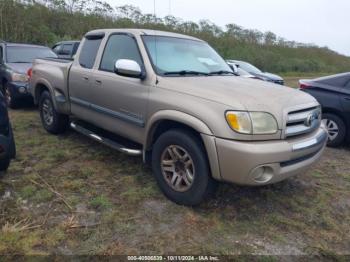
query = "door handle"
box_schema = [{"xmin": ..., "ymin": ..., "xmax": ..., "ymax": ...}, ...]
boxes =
[
  {"xmin": 95, "ymin": 80, "xmax": 102, "ymax": 85},
  {"xmin": 344, "ymin": 97, "xmax": 350, "ymax": 101},
  {"xmin": 82, "ymin": 76, "xmax": 89, "ymax": 81}
]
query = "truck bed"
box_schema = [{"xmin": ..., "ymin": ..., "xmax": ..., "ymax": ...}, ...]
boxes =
[{"xmin": 30, "ymin": 58, "xmax": 73, "ymax": 114}]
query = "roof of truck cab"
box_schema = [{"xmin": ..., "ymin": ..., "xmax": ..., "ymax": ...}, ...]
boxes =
[{"xmin": 86, "ymin": 29, "xmax": 203, "ymax": 42}]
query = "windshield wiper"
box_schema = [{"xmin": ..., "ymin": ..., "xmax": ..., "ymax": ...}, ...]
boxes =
[
  {"xmin": 164, "ymin": 70, "xmax": 209, "ymax": 76},
  {"xmin": 209, "ymin": 70, "xmax": 236, "ymax": 76},
  {"xmin": 10, "ymin": 61, "xmax": 30, "ymax": 63}
]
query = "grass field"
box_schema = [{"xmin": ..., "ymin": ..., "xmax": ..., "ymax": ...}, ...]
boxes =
[{"xmin": 0, "ymin": 81, "xmax": 349, "ymax": 258}]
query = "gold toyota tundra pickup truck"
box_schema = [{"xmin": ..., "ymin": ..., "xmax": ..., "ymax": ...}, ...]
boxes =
[{"xmin": 29, "ymin": 29, "xmax": 328, "ymax": 205}]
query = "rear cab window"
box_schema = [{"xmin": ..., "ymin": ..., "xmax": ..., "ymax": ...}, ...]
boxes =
[{"xmin": 79, "ymin": 37, "xmax": 103, "ymax": 69}]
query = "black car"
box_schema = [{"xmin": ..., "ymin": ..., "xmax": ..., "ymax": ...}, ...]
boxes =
[
  {"xmin": 300, "ymin": 73, "xmax": 350, "ymax": 147},
  {"xmin": 0, "ymin": 42, "xmax": 57, "ymax": 108},
  {"xmin": 227, "ymin": 60, "xmax": 284, "ymax": 85},
  {"xmin": 52, "ymin": 41, "xmax": 80, "ymax": 60},
  {"xmin": 0, "ymin": 92, "xmax": 16, "ymax": 173}
]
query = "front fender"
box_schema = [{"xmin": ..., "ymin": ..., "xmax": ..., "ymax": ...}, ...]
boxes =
[
  {"xmin": 144, "ymin": 110, "xmax": 222, "ymax": 181},
  {"xmin": 145, "ymin": 110, "xmax": 213, "ymax": 147}
]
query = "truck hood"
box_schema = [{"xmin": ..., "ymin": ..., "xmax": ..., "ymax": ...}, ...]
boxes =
[
  {"xmin": 158, "ymin": 76, "xmax": 318, "ymax": 125},
  {"xmin": 7, "ymin": 63, "xmax": 32, "ymax": 74}
]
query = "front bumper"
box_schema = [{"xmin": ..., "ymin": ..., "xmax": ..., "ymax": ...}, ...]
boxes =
[
  {"xmin": 8, "ymin": 82, "xmax": 32, "ymax": 100},
  {"xmin": 213, "ymin": 126, "xmax": 327, "ymax": 186}
]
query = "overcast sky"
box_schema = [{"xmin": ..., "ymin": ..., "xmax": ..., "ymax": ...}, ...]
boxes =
[{"xmin": 105, "ymin": 0, "xmax": 350, "ymax": 56}]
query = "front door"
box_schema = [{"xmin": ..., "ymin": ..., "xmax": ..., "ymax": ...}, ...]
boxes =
[{"xmin": 90, "ymin": 33, "xmax": 150, "ymax": 142}]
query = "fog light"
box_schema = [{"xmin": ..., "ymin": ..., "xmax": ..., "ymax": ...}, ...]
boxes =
[
  {"xmin": 19, "ymin": 86, "xmax": 26, "ymax": 93},
  {"xmin": 251, "ymin": 166, "xmax": 274, "ymax": 183}
]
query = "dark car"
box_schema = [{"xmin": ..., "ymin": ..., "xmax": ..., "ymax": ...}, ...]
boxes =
[
  {"xmin": 227, "ymin": 61, "xmax": 260, "ymax": 79},
  {"xmin": 227, "ymin": 60, "xmax": 284, "ymax": 85},
  {"xmin": 0, "ymin": 92, "xmax": 16, "ymax": 173},
  {"xmin": 299, "ymin": 73, "xmax": 350, "ymax": 147},
  {"xmin": 52, "ymin": 41, "xmax": 80, "ymax": 60},
  {"xmin": 0, "ymin": 42, "xmax": 57, "ymax": 108}
]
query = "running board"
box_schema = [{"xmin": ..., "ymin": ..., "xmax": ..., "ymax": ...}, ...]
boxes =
[{"xmin": 70, "ymin": 122, "xmax": 142, "ymax": 156}]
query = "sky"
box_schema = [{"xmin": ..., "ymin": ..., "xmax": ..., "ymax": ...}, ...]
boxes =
[{"xmin": 105, "ymin": 0, "xmax": 350, "ymax": 56}]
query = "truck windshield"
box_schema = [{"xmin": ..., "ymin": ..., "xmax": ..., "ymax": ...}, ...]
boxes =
[
  {"xmin": 142, "ymin": 36, "xmax": 232, "ymax": 76},
  {"xmin": 6, "ymin": 46, "xmax": 57, "ymax": 63}
]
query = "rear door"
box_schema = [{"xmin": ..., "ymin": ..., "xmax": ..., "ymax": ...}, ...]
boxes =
[{"xmin": 68, "ymin": 35, "xmax": 103, "ymax": 119}]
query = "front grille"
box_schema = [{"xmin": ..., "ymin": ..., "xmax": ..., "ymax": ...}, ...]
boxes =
[{"xmin": 285, "ymin": 107, "xmax": 321, "ymax": 138}]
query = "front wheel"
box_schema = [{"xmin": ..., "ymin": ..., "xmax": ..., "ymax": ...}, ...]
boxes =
[
  {"xmin": 322, "ymin": 113, "xmax": 346, "ymax": 148},
  {"xmin": 39, "ymin": 91, "xmax": 69, "ymax": 134},
  {"xmin": 152, "ymin": 129, "xmax": 216, "ymax": 206}
]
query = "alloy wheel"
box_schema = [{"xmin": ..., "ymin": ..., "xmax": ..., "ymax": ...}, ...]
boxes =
[
  {"xmin": 42, "ymin": 98, "xmax": 54, "ymax": 126},
  {"xmin": 161, "ymin": 145, "xmax": 195, "ymax": 192},
  {"xmin": 322, "ymin": 119, "xmax": 339, "ymax": 141}
]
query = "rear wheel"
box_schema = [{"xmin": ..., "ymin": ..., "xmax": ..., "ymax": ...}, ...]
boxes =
[
  {"xmin": 152, "ymin": 129, "xmax": 216, "ymax": 206},
  {"xmin": 39, "ymin": 91, "xmax": 69, "ymax": 134},
  {"xmin": 322, "ymin": 113, "xmax": 346, "ymax": 147}
]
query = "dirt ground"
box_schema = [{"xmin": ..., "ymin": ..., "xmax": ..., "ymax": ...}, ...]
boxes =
[{"xmin": 0, "ymin": 106, "xmax": 349, "ymax": 259}]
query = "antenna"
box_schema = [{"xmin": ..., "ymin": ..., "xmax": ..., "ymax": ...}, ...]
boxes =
[
  {"xmin": 153, "ymin": 0, "xmax": 156, "ymax": 20},
  {"xmin": 153, "ymin": 0, "xmax": 159, "ymax": 84}
]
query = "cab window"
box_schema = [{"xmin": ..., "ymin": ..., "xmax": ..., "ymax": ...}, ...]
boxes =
[
  {"xmin": 79, "ymin": 38, "xmax": 102, "ymax": 69},
  {"xmin": 100, "ymin": 34, "xmax": 143, "ymax": 72}
]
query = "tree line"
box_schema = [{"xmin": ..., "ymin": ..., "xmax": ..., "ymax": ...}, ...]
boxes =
[{"xmin": 1, "ymin": 0, "xmax": 349, "ymax": 74}]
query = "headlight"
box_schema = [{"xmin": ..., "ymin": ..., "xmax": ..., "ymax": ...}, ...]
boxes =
[
  {"xmin": 11, "ymin": 73, "xmax": 29, "ymax": 82},
  {"xmin": 250, "ymin": 112, "xmax": 278, "ymax": 134},
  {"xmin": 226, "ymin": 111, "xmax": 278, "ymax": 135},
  {"xmin": 226, "ymin": 111, "xmax": 252, "ymax": 134}
]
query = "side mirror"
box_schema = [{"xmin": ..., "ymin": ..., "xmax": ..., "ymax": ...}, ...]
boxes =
[
  {"xmin": 227, "ymin": 63, "xmax": 238, "ymax": 74},
  {"xmin": 114, "ymin": 59, "xmax": 145, "ymax": 79}
]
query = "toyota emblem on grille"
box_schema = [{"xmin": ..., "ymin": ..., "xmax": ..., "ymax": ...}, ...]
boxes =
[{"xmin": 305, "ymin": 111, "xmax": 320, "ymax": 127}]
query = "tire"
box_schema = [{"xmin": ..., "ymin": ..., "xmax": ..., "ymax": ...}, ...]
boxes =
[
  {"xmin": 3, "ymin": 83, "xmax": 19, "ymax": 109},
  {"xmin": 152, "ymin": 129, "xmax": 216, "ymax": 206},
  {"xmin": 39, "ymin": 91, "xmax": 69, "ymax": 134},
  {"xmin": 0, "ymin": 157, "xmax": 10, "ymax": 172},
  {"xmin": 322, "ymin": 113, "xmax": 346, "ymax": 148}
]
